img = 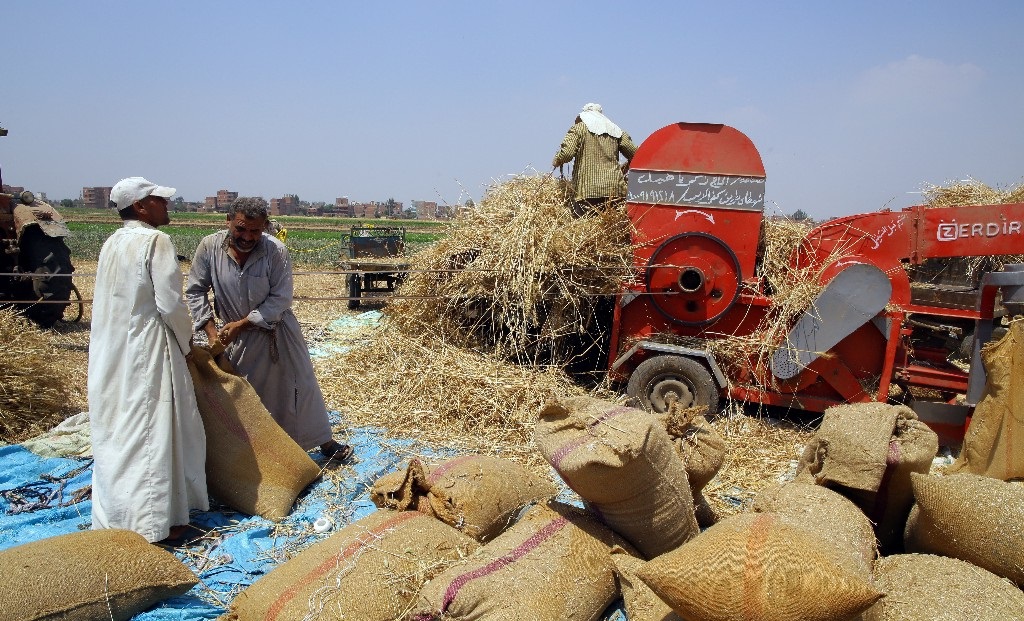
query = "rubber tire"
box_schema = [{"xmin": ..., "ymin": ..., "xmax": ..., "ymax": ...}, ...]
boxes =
[
  {"xmin": 347, "ymin": 273, "xmax": 361, "ymax": 310},
  {"xmin": 626, "ymin": 355, "xmax": 718, "ymax": 414},
  {"xmin": 61, "ymin": 283, "xmax": 84, "ymax": 323},
  {"xmin": 19, "ymin": 227, "xmax": 73, "ymax": 329}
]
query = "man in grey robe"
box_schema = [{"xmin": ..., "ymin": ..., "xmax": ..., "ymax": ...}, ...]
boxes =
[{"xmin": 185, "ymin": 197, "xmax": 352, "ymax": 462}]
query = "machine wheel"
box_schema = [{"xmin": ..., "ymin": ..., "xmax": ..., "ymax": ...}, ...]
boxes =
[
  {"xmin": 626, "ymin": 355, "xmax": 719, "ymax": 414},
  {"xmin": 347, "ymin": 273, "xmax": 361, "ymax": 310},
  {"xmin": 19, "ymin": 227, "xmax": 74, "ymax": 329}
]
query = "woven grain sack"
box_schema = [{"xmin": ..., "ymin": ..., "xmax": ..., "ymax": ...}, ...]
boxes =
[
  {"xmin": 752, "ymin": 482, "xmax": 877, "ymax": 578},
  {"xmin": 637, "ymin": 512, "xmax": 882, "ymax": 621},
  {"xmin": 0, "ymin": 529, "xmax": 197, "ymax": 621},
  {"xmin": 225, "ymin": 509, "xmax": 479, "ymax": 621},
  {"xmin": 795, "ymin": 401, "xmax": 937, "ymax": 551},
  {"xmin": 904, "ymin": 472, "xmax": 1024, "ymax": 585},
  {"xmin": 949, "ymin": 320, "xmax": 1024, "ymax": 480},
  {"xmin": 370, "ymin": 454, "xmax": 558, "ymax": 541},
  {"xmin": 863, "ymin": 553, "xmax": 1024, "ymax": 621},
  {"xmin": 536, "ymin": 396, "xmax": 698, "ymax": 558},
  {"xmin": 611, "ymin": 546, "xmax": 680, "ymax": 621},
  {"xmin": 660, "ymin": 404, "xmax": 726, "ymax": 528},
  {"xmin": 659, "ymin": 404, "xmax": 726, "ymax": 493},
  {"xmin": 409, "ymin": 500, "xmax": 624, "ymax": 621},
  {"xmin": 187, "ymin": 345, "xmax": 321, "ymax": 521}
]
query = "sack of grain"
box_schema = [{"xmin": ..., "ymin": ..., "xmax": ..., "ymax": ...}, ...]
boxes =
[
  {"xmin": 659, "ymin": 405, "xmax": 726, "ymax": 493},
  {"xmin": 752, "ymin": 482, "xmax": 877, "ymax": 578},
  {"xmin": 795, "ymin": 401, "xmax": 937, "ymax": 551},
  {"xmin": 0, "ymin": 529, "xmax": 196, "ymax": 621},
  {"xmin": 225, "ymin": 510, "xmax": 479, "ymax": 621},
  {"xmin": 187, "ymin": 345, "xmax": 321, "ymax": 521},
  {"xmin": 863, "ymin": 553, "xmax": 1024, "ymax": 621},
  {"xmin": 949, "ymin": 320, "xmax": 1024, "ymax": 480},
  {"xmin": 536, "ymin": 396, "xmax": 698, "ymax": 558},
  {"xmin": 637, "ymin": 512, "xmax": 882, "ymax": 621},
  {"xmin": 660, "ymin": 404, "xmax": 726, "ymax": 528},
  {"xmin": 904, "ymin": 472, "xmax": 1024, "ymax": 586},
  {"xmin": 370, "ymin": 454, "xmax": 558, "ymax": 541},
  {"xmin": 409, "ymin": 500, "xmax": 624, "ymax": 621},
  {"xmin": 611, "ymin": 546, "xmax": 680, "ymax": 621}
]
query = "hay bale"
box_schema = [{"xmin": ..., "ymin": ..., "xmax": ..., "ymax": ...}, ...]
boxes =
[
  {"xmin": 637, "ymin": 512, "xmax": 882, "ymax": 621},
  {"xmin": 0, "ymin": 529, "xmax": 197, "ymax": 621},
  {"xmin": 0, "ymin": 308, "xmax": 75, "ymax": 443},
  {"xmin": 904, "ymin": 472, "xmax": 1024, "ymax": 586},
  {"xmin": 409, "ymin": 500, "xmax": 625, "ymax": 621},
  {"xmin": 863, "ymin": 553, "xmax": 1024, "ymax": 621},
  {"xmin": 536, "ymin": 396, "xmax": 698, "ymax": 558},
  {"xmin": 225, "ymin": 510, "xmax": 479, "ymax": 621},
  {"xmin": 387, "ymin": 173, "xmax": 633, "ymax": 365},
  {"xmin": 370, "ymin": 454, "xmax": 558, "ymax": 541}
]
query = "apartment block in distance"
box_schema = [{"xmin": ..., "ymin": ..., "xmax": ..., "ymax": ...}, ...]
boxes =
[
  {"xmin": 82, "ymin": 186, "xmax": 113, "ymax": 209},
  {"xmin": 269, "ymin": 194, "xmax": 300, "ymax": 216}
]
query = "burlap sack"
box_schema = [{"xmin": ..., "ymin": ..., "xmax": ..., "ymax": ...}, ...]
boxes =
[
  {"xmin": 659, "ymin": 404, "xmax": 726, "ymax": 493},
  {"xmin": 863, "ymin": 553, "xmax": 1024, "ymax": 621},
  {"xmin": 660, "ymin": 404, "xmax": 726, "ymax": 528},
  {"xmin": 949, "ymin": 320, "xmax": 1024, "ymax": 480},
  {"xmin": 0, "ymin": 529, "xmax": 197, "ymax": 621},
  {"xmin": 536, "ymin": 396, "xmax": 698, "ymax": 558},
  {"xmin": 795, "ymin": 401, "xmax": 938, "ymax": 551},
  {"xmin": 409, "ymin": 500, "xmax": 624, "ymax": 621},
  {"xmin": 370, "ymin": 454, "xmax": 558, "ymax": 541},
  {"xmin": 187, "ymin": 345, "xmax": 322, "ymax": 521},
  {"xmin": 225, "ymin": 510, "xmax": 479, "ymax": 621},
  {"xmin": 904, "ymin": 472, "xmax": 1024, "ymax": 586},
  {"xmin": 611, "ymin": 546, "xmax": 680, "ymax": 621},
  {"xmin": 637, "ymin": 512, "xmax": 882, "ymax": 621},
  {"xmin": 752, "ymin": 482, "xmax": 877, "ymax": 579}
]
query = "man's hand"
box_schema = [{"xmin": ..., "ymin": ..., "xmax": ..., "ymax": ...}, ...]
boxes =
[{"xmin": 218, "ymin": 318, "xmax": 251, "ymax": 345}]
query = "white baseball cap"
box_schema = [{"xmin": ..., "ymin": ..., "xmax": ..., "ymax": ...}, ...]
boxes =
[{"xmin": 110, "ymin": 176, "xmax": 176, "ymax": 211}]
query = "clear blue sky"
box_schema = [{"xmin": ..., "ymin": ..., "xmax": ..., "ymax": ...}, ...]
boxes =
[{"xmin": 4, "ymin": 1, "xmax": 1023, "ymax": 219}]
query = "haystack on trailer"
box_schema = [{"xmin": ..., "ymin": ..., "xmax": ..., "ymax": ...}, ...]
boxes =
[{"xmin": 612, "ymin": 122, "xmax": 1024, "ymax": 444}]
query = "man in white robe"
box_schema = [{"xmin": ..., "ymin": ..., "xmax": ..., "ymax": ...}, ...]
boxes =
[{"xmin": 88, "ymin": 176, "xmax": 209, "ymax": 543}]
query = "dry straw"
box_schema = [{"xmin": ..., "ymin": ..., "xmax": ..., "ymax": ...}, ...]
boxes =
[
  {"xmin": 0, "ymin": 308, "xmax": 77, "ymax": 442},
  {"xmin": 386, "ymin": 173, "xmax": 634, "ymax": 365}
]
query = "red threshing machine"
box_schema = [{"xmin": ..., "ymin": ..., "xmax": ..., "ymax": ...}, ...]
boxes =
[{"xmin": 611, "ymin": 122, "xmax": 1024, "ymax": 444}]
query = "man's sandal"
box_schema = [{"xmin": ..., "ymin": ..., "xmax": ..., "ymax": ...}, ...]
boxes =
[{"xmin": 321, "ymin": 441, "xmax": 355, "ymax": 465}]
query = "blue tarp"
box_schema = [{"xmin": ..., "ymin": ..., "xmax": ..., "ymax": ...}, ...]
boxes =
[{"xmin": 0, "ymin": 417, "xmax": 627, "ymax": 619}]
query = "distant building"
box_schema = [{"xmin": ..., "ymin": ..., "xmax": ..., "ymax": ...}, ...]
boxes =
[
  {"xmin": 217, "ymin": 190, "xmax": 238, "ymax": 209},
  {"xmin": 81, "ymin": 186, "xmax": 112, "ymax": 209},
  {"xmin": 351, "ymin": 202, "xmax": 378, "ymax": 218},
  {"xmin": 335, "ymin": 197, "xmax": 353, "ymax": 217},
  {"xmin": 269, "ymin": 194, "xmax": 300, "ymax": 216},
  {"xmin": 202, "ymin": 197, "xmax": 218, "ymax": 212},
  {"xmin": 413, "ymin": 200, "xmax": 449, "ymax": 220}
]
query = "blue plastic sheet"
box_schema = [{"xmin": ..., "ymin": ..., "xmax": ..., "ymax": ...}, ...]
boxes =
[{"xmin": 0, "ymin": 415, "xmax": 627, "ymax": 620}]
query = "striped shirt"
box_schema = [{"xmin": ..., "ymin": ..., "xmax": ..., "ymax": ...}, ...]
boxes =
[{"xmin": 552, "ymin": 122, "xmax": 638, "ymax": 200}]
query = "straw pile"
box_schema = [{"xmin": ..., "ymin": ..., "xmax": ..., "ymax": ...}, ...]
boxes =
[
  {"xmin": 0, "ymin": 308, "xmax": 77, "ymax": 442},
  {"xmin": 387, "ymin": 173, "xmax": 634, "ymax": 365},
  {"xmin": 316, "ymin": 327, "xmax": 599, "ymax": 468}
]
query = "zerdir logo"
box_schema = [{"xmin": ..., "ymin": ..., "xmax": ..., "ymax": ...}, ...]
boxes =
[{"xmin": 936, "ymin": 219, "xmax": 1023, "ymax": 241}]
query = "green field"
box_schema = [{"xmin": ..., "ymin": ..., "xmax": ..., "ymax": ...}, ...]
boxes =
[{"xmin": 63, "ymin": 212, "xmax": 446, "ymax": 267}]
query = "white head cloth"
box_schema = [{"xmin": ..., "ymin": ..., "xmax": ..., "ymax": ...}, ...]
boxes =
[{"xmin": 578, "ymin": 103, "xmax": 623, "ymax": 138}]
